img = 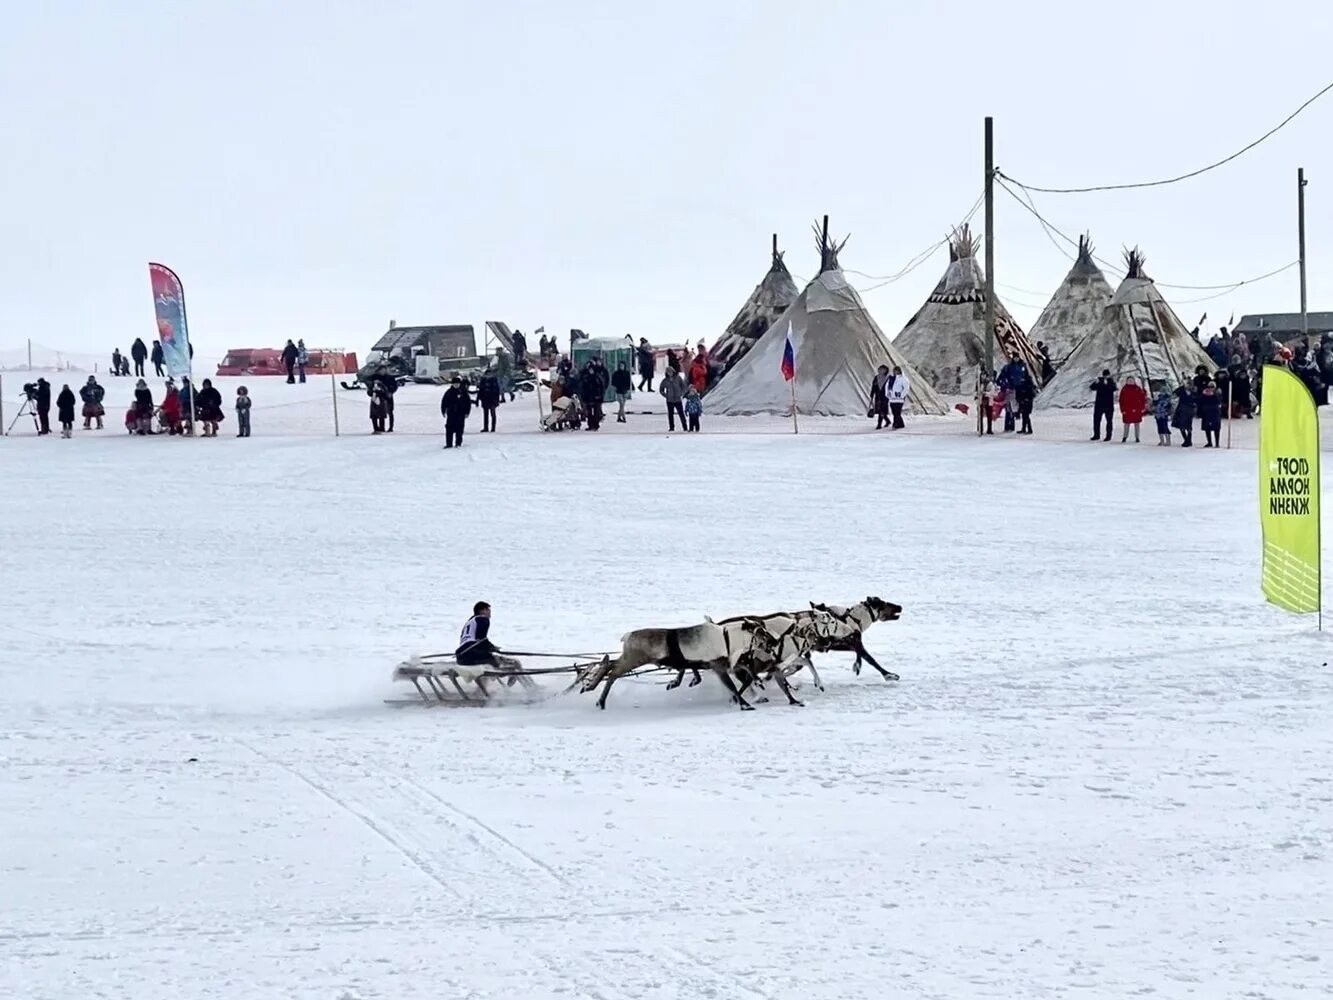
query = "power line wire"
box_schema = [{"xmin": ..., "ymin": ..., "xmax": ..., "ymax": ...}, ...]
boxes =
[
  {"xmin": 997, "ymin": 79, "xmax": 1333, "ymax": 194},
  {"xmin": 997, "ymin": 177, "xmax": 1298, "ymax": 294},
  {"xmin": 844, "ymin": 192, "xmax": 985, "ymax": 284}
]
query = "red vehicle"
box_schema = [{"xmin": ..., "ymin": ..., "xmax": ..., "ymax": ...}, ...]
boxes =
[{"xmin": 217, "ymin": 348, "xmax": 358, "ymax": 377}]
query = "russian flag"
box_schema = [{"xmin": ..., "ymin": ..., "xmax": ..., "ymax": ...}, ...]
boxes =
[{"xmin": 780, "ymin": 323, "xmax": 796, "ymax": 382}]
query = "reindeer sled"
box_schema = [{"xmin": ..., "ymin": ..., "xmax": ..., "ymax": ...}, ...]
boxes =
[
  {"xmin": 387, "ymin": 651, "xmax": 608, "ymax": 706},
  {"xmin": 387, "ymin": 597, "xmax": 904, "ymax": 711}
]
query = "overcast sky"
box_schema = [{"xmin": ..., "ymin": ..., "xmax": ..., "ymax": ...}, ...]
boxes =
[{"xmin": 1, "ymin": 0, "xmax": 1329, "ymax": 362}]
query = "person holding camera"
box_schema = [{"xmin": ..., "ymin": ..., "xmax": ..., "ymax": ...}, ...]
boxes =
[{"xmin": 33, "ymin": 377, "xmax": 51, "ymax": 435}]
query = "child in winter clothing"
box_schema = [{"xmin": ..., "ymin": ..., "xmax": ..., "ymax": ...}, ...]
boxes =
[
  {"xmin": 235, "ymin": 386, "xmax": 252, "ymax": 437},
  {"xmin": 1152, "ymin": 389, "xmax": 1172, "ymax": 446},
  {"xmin": 56, "ymin": 385, "xmax": 76, "ymax": 438},
  {"xmin": 684, "ymin": 386, "xmax": 702, "ymax": 433}
]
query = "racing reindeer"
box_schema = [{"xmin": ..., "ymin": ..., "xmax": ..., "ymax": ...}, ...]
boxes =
[
  {"xmin": 582, "ymin": 619, "xmax": 777, "ymax": 711},
  {"xmin": 807, "ymin": 597, "xmax": 901, "ymax": 679}
]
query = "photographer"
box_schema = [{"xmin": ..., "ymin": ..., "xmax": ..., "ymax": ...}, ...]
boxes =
[{"xmin": 32, "ymin": 377, "xmax": 51, "ymax": 435}]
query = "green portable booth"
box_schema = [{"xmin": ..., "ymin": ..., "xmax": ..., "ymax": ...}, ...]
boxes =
[{"xmin": 571, "ymin": 337, "xmax": 635, "ymax": 402}]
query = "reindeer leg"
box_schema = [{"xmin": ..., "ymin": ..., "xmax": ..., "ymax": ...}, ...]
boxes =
[
  {"xmin": 595, "ymin": 672, "xmax": 621, "ymax": 710},
  {"xmin": 734, "ymin": 665, "xmax": 768, "ymax": 702},
  {"xmin": 805, "ymin": 658, "xmax": 825, "ymax": 692},
  {"xmin": 711, "ymin": 659, "xmax": 754, "ymax": 711},
  {"xmin": 579, "ymin": 655, "xmax": 614, "ymax": 695},
  {"xmin": 771, "ymin": 669, "xmax": 804, "ymax": 707},
  {"xmin": 665, "ymin": 668, "xmax": 685, "ymax": 691},
  {"xmin": 854, "ymin": 638, "xmax": 899, "ymax": 682},
  {"xmin": 687, "ymin": 668, "xmax": 702, "ymax": 687}
]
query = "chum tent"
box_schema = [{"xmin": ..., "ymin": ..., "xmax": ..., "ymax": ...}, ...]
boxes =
[
  {"xmin": 705, "ymin": 227, "xmax": 950, "ymax": 418},
  {"xmin": 1027, "ymin": 235, "xmax": 1115, "ymax": 366},
  {"xmin": 708, "ymin": 235, "xmax": 799, "ymax": 374},
  {"xmin": 1036, "ymin": 248, "xmax": 1215, "ymax": 409},
  {"xmin": 892, "ymin": 225, "xmax": 1042, "ymax": 395}
]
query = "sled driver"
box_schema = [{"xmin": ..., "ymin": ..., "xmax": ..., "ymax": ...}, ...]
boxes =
[{"xmin": 456, "ymin": 601, "xmax": 501, "ymax": 667}]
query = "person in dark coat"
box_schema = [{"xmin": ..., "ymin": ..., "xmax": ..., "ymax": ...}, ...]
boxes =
[
  {"xmin": 1191, "ymin": 365, "xmax": 1213, "ymax": 398},
  {"xmin": 611, "ymin": 362, "xmax": 633, "ymax": 423},
  {"xmin": 111, "ymin": 348, "xmax": 125, "ymax": 377},
  {"xmin": 1089, "ymin": 370, "xmax": 1116, "ymax": 441},
  {"xmin": 512, "ymin": 330, "xmax": 527, "ymax": 367},
  {"xmin": 195, "ymin": 378, "xmax": 224, "ymax": 437},
  {"xmin": 579, "ymin": 363, "xmax": 604, "ymax": 431},
  {"xmin": 34, "ymin": 377, "xmax": 51, "ymax": 434},
  {"xmin": 281, "ymin": 340, "xmax": 299, "ymax": 383},
  {"xmin": 1213, "ymin": 367, "xmax": 1231, "ymax": 420},
  {"xmin": 1198, "ymin": 383, "xmax": 1223, "ymax": 448},
  {"xmin": 869, "ymin": 365, "xmax": 891, "ymax": 429},
  {"xmin": 369, "ymin": 365, "xmax": 398, "ymax": 431},
  {"xmin": 659, "ymin": 368, "xmax": 686, "ymax": 431},
  {"xmin": 79, "ymin": 376, "xmax": 106, "ymax": 429},
  {"xmin": 130, "ymin": 338, "xmax": 148, "ymax": 377},
  {"xmin": 476, "ymin": 370, "xmax": 501, "ymax": 432},
  {"xmin": 1229, "ymin": 357, "xmax": 1253, "ymax": 418},
  {"xmin": 665, "ymin": 349, "xmax": 682, "ymax": 376},
  {"xmin": 1036, "ymin": 341, "xmax": 1056, "ymax": 385},
  {"xmin": 368, "ymin": 380, "xmax": 390, "ymax": 433},
  {"xmin": 55, "ymin": 384, "xmax": 76, "ymax": 438},
  {"xmin": 1172, "ymin": 384, "xmax": 1196, "ymax": 448},
  {"xmin": 1015, "ymin": 377, "xmax": 1036, "ymax": 435},
  {"xmin": 997, "ymin": 357, "xmax": 1030, "ymax": 432},
  {"xmin": 441, "ymin": 376, "xmax": 472, "ymax": 448},
  {"xmin": 636, "ymin": 338, "xmax": 656, "ymax": 392},
  {"xmin": 150, "ymin": 340, "xmax": 165, "ymax": 377},
  {"xmin": 133, "ymin": 379, "xmax": 154, "ymax": 435},
  {"xmin": 179, "ymin": 377, "xmax": 195, "ymax": 435}
]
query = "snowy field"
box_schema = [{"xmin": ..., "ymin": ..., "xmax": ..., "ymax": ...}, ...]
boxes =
[{"xmin": 2, "ymin": 375, "xmax": 1332, "ymax": 999}]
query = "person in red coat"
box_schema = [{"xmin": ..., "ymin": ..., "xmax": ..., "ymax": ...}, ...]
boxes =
[
  {"xmin": 160, "ymin": 382, "xmax": 183, "ymax": 435},
  {"xmin": 1118, "ymin": 375, "xmax": 1148, "ymax": 443},
  {"xmin": 689, "ymin": 356, "xmax": 708, "ymax": 394}
]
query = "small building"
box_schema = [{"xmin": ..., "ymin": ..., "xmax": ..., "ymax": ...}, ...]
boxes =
[
  {"xmin": 1234, "ymin": 312, "xmax": 1333, "ymax": 345},
  {"xmin": 371, "ymin": 324, "xmax": 478, "ymax": 361}
]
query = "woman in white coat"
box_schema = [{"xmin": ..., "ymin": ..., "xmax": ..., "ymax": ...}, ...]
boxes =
[{"xmin": 886, "ymin": 366, "xmax": 910, "ymax": 429}]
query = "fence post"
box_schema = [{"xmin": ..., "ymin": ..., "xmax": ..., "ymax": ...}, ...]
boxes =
[{"xmin": 330, "ymin": 372, "xmax": 340, "ymax": 437}]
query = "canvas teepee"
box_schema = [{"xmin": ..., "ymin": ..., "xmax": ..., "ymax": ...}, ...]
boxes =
[
  {"xmin": 1036, "ymin": 248, "xmax": 1215, "ymax": 410},
  {"xmin": 708, "ymin": 235, "xmax": 799, "ymax": 373},
  {"xmin": 706, "ymin": 224, "xmax": 949, "ymax": 417},
  {"xmin": 1027, "ymin": 235, "xmax": 1115, "ymax": 366},
  {"xmin": 892, "ymin": 225, "xmax": 1041, "ymax": 395}
]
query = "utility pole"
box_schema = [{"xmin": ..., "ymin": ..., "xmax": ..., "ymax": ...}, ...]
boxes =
[
  {"xmin": 820, "ymin": 214, "xmax": 830, "ymax": 272},
  {"xmin": 984, "ymin": 117, "xmax": 996, "ymax": 375},
  {"xmin": 1298, "ymin": 167, "xmax": 1309, "ymax": 340}
]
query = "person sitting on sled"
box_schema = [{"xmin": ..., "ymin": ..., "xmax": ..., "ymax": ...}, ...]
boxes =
[{"xmin": 456, "ymin": 601, "xmax": 501, "ymax": 667}]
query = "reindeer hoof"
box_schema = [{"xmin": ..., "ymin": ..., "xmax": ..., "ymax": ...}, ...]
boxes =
[
  {"xmin": 852, "ymin": 663, "xmax": 862, "ymax": 676},
  {"xmin": 665, "ymin": 679, "xmax": 681, "ymax": 690},
  {"xmin": 739, "ymin": 702, "xmax": 755, "ymax": 712},
  {"xmin": 882, "ymin": 672, "xmax": 900, "ymax": 682},
  {"xmin": 688, "ymin": 677, "xmax": 702, "ymax": 687},
  {"xmin": 790, "ymin": 699, "xmax": 804, "ymax": 708}
]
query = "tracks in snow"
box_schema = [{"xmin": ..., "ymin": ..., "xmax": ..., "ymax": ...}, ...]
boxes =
[{"xmin": 234, "ymin": 738, "xmax": 565, "ymax": 911}]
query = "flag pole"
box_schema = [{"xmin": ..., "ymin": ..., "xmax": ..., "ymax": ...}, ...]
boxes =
[{"xmin": 790, "ymin": 378, "xmax": 799, "ymax": 435}]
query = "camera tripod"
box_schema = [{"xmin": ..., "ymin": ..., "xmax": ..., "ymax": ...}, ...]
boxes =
[{"xmin": 5, "ymin": 396, "xmax": 40, "ymax": 436}]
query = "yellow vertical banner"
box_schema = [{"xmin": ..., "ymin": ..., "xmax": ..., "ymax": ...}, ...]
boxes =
[{"xmin": 1259, "ymin": 365, "xmax": 1321, "ymax": 616}]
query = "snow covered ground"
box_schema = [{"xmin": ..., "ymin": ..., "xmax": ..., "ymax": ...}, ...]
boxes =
[{"xmin": 2, "ymin": 374, "xmax": 1331, "ymax": 999}]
